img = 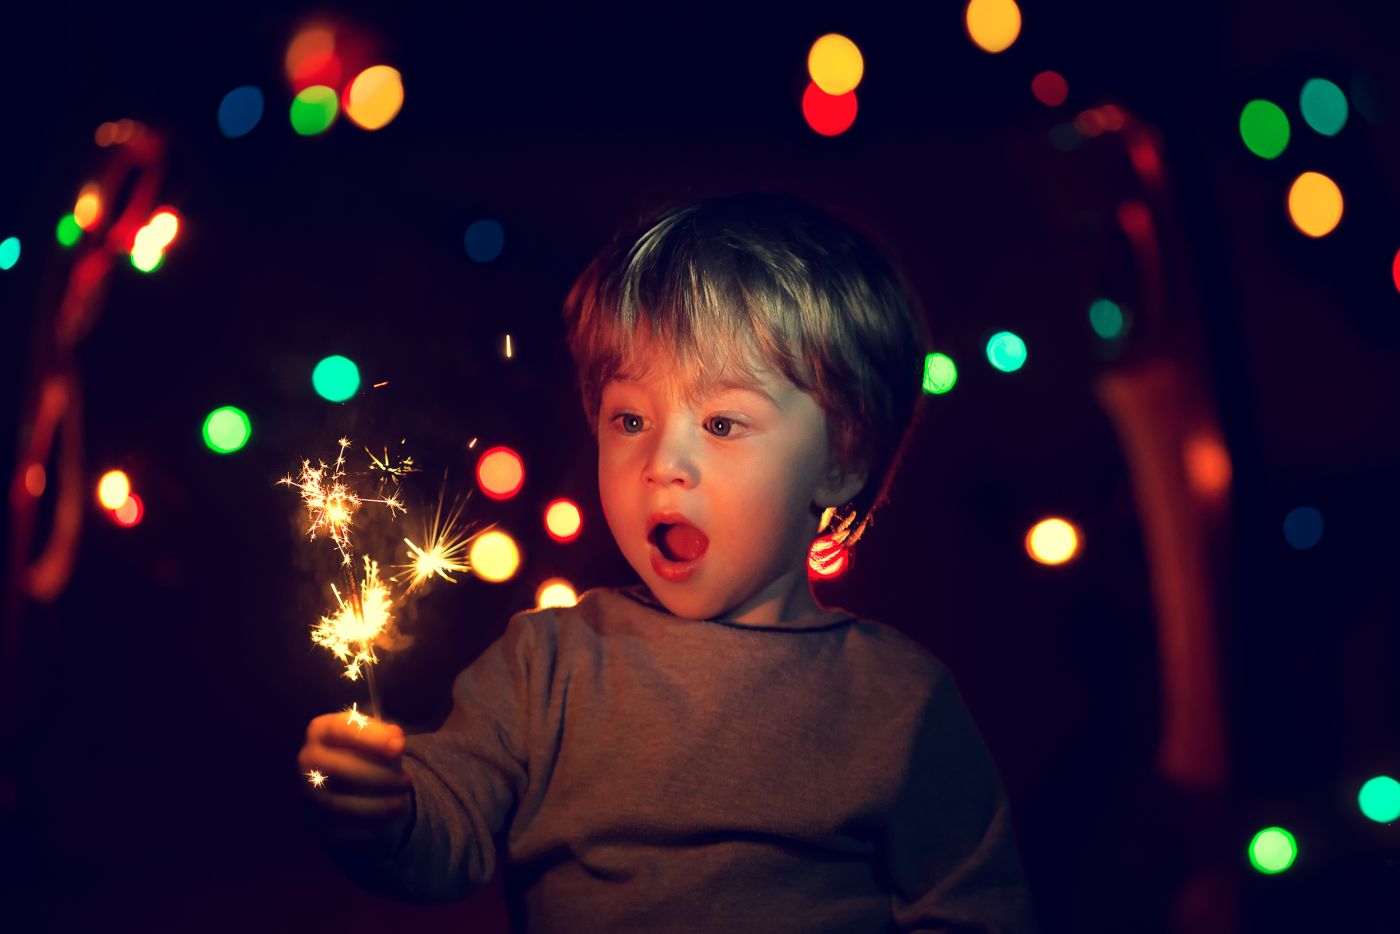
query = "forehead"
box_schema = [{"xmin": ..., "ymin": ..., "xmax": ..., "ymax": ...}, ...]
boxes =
[{"xmin": 605, "ymin": 336, "xmax": 785, "ymax": 405}]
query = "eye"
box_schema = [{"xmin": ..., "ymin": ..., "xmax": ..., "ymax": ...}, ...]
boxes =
[
  {"xmin": 704, "ymin": 416, "xmax": 743, "ymax": 438},
  {"xmin": 611, "ymin": 413, "xmax": 645, "ymax": 434}
]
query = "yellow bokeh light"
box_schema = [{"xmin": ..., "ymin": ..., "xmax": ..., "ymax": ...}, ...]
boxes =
[
  {"xmin": 73, "ymin": 183, "xmax": 103, "ymax": 230},
  {"xmin": 536, "ymin": 578, "xmax": 579, "ymax": 609},
  {"xmin": 545, "ymin": 499, "xmax": 583, "ymax": 542},
  {"xmin": 808, "ymin": 33, "xmax": 864, "ymax": 96},
  {"xmin": 97, "ymin": 470, "xmax": 131, "ymax": 510},
  {"xmin": 1287, "ymin": 171, "xmax": 1343, "ymax": 238},
  {"xmin": 1025, "ymin": 517, "xmax": 1080, "ymax": 566},
  {"xmin": 966, "ymin": 0, "xmax": 1022, "ymax": 54},
  {"xmin": 469, "ymin": 529, "xmax": 521, "ymax": 583},
  {"xmin": 345, "ymin": 65, "xmax": 405, "ymax": 131}
]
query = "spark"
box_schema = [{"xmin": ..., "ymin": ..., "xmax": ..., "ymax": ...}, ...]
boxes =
[
  {"xmin": 367, "ymin": 445, "xmax": 415, "ymax": 481},
  {"xmin": 393, "ymin": 492, "xmax": 492, "ymax": 594},
  {"xmin": 505, "ymin": 334, "xmax": 513, "ymax": 359},
  {"xmin": 307, "ymin": 769, "xmax": 327, "ymax": 788},
  {"xmin": 468, "ymin": 437, "xmax": 478, "ymax": 449},
  {"xmin": 280, "ymin": 438, "xmax": 405, "ymax": 566},
  {"xmin": 344, "ymin": 702, "xmax": 370, "ymax": 731},
  {"xmin": 313, "ymin": 557, "xmax": 394, "ymax": 680},
  {"xmin": 373, "ymin": 381, "xmax": 389, "ymax": 388}
]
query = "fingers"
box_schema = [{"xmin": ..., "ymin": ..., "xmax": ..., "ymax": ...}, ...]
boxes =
[
  {"xmin": 299, "ymin": 744, "xmax": 412, "ymax": 794},
  {"xmin": 306, "ymin": 712, "xmax": 405, "ymax": 760}
]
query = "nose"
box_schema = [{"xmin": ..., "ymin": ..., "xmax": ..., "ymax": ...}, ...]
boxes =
[{"xmin": 642, "ymin": 420, "xmax": 698, "ymax": 488}]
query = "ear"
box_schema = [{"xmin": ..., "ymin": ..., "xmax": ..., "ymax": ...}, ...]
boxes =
[{"xmin": 813, "ymin": 453, "xmax": 868, "ymax": 510}]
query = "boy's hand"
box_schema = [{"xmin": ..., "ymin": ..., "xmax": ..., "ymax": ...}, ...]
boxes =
[{"xmin": 299, "ymin": 713, "xmax": 415, "ymax": 852}]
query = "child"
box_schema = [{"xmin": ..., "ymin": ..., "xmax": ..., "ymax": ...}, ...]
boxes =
[{"xmin": 299, "ymin": 193, "xmax": 1037, "ymax": 931}]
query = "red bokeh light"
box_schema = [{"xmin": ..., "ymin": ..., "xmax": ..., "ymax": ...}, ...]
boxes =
[
  {"xmin": 476, "ymin": 446, "xmax": 525, "ymax": 501},
  {"xmin": 802, "ymin": 82, "xmax": 858, "ymax": 137},
  {"xmin": 1031, "ymin": 70, "xmax": 1069, "ymax": 107},
  {"xmin": 544, "ymin": 498, "xmax": 583, "ymax": 543},
  {"xmin": 807, "ymin": 535, "xmax": 849, "ymax": 579},
  {"xmin": 111, "ymin": 493, "xmax": 144, "ymax": 528}
]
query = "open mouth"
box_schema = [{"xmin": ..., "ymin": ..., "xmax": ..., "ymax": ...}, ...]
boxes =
[{"xmin": 649, "ymin": 522, "xmax": 709, "ymax": 563}]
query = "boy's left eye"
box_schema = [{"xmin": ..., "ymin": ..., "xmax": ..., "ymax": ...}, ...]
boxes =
[{"xmin": 704, "ymin": 416, "xmax": 745, "ymax": 438}]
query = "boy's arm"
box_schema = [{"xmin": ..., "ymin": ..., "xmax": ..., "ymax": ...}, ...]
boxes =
[
  {"xmin": 883, "ymin": 667, "xmax": 1039, "ymax": 933},
  {"xmin": 331, "ymin": 612, "xmax": 536, "ymax": 902}
]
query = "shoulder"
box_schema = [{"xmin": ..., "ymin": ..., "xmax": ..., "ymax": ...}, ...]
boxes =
[{"xmin": 500, "ymin": 585, "xmax": 639, "ymax": 647}]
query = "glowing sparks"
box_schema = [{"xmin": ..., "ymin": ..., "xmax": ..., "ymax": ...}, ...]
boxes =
[
  {"xmin": 345, "ymin": 702, "xmax": 370, "ymax": 731},
  {"xmin": 280, "ymin": 437, "xmax": 405, "ymax": 566},
  {"xmin": 394, "ymin": 493, "xmax": 492, "ymax": 594},
  {"xmin": 307, "ymin": 769, "xmax": 327, "ymax": 788},
  {"xmin": 314, "ymin": 557, "xmax": 393, "ymax": 680}
]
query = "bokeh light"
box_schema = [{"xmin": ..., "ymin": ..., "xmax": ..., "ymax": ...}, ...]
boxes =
[
  {"xmin": 922, "ymin": 352, "xmax": 958, "ymax": 394},
  {"xmin": 130, "ymin": 209, "xmax": 180, "ymax": 272},
  {"xmin": 801, "ymin": 82, "xmax": 858, "ymax": 137},
  {"xmin": 1358, "ymin": 776, "xmax": 1400, "ymax": 823},
  {"xmin": 312, "ymin": 355, "xmax": 361, "ymax": 402},
  {"xmin": 345, "ymin": 65, "xmax": 404, "ymax": 130},
  {"xmin": 1031, "ymin": 70, "xmax": 1068, "ymax": 107},
  {"xmin": 1089, "ymin": 298, "xmax": 1127, "ymax": 339},
  {"xmin": 112, "ymin": 493, "xmax": 144, "ymax": 528},
  {"xmin": 73, "ymin": 183, "xmax": 103, "ymax": 230},
  {"xmin": 544, "ymin": 498, "xmax": 583, "ymax": 543},
  {"xmin": 24, "ymin": 463, "xmax": 45, "ymax": 498},
  {"xmin": 1183, "ymin": 431, "xmax": 1232, "ymax": 498},
  {"xmin": 56, "ymin": 214, "xmax": 82, "ymax": 248},
  {"xmin": 1283, "ymin": 505, "xmax": 1323, "ymax": 550},
  {"xmin": 202, "ymin": 406, "xmax": 252, "ymax": 454},
  {"xmin": 469, "ymin": 529, "xmax": 521, "ymax": 583},
  {"xmin": 477, "ymin": 446, "xmax": 525, "ymax": 500},
  {"xmin": 1026, "ymin": 518, "xmax": 1080, "ymax": 565},
  {"xmin": 1393, "ymin": 247, "xmax": 1400, "ymax": 295},
  {"xmin": 218, "ymin": 86, "xmax": 265, "ymax": 138},
  {"xmin": 285, "ymin": 24, "xmax": 340, "ymax": 90},
  {"xmin": 1239, "ymin": 99, "xmax": 1290, "ymax": 159},
  {"xmin": 807, "ymin": 33, "xmax": 863, "ymax": 96},
  {"xmin": 0, "ymin": 236, "xmax": 18, "ymax": 270},
  {"xmin": 1248, "ymin": 827, "xmax": 1297, "ymax": 874},
  {"xmin": 965, "ymin": 0, "xmax": 1022, "ymax": 54},
  {"xmin": 97, "ymin": 470, "xmax": 131, "ymax": 510},
  {"xmin": 986, "ymin": 331, "xmax": 1027, "ymax": 372},
  {"xmin": 464, "ymin": 219, "xmax": 505, "ymax": 262},
  {"xmin": 536, "ymin": 578, "xmax": 579, "ymax": 609},
  {"xmin": 290, "ymin": 86, "xmax": 339, "ymax": 136},
  {"xmin": 807, "ymin": 535, "xmax": 849, "ymax": 579},
  {"xmin": 1299, "ymin": 78, "xmax": 1348, "ymax": 136},
  {"xmin": 1287, "ymin": 171, "xmax": 1343, "ymax": 237}
]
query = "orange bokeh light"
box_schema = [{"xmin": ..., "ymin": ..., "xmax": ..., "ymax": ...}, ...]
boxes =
[
  {"xmin": 476, "ymin": 446, "xmax": 525, "ymax": 501},
  {"xmin": 286, "ymin": 24, "xmax": 341, "ymax": 90},
  {"xmin": 1184, "ymin": 431, "xmax": 1232, "ymax": 498},
  {"xmin": 1025, "ymin": 518, "xmax": 1080, "ymax": 566},
  {"xmin": 24, "ymin": 463, "xmax": 47, "ymax": 497},
  {"xmin": 544, "ymin": 498, "xmax": 583, "ymax": 543},
  {"xmin": 112, "ymin": 494, "xmax": 144, "ymax": 528}
]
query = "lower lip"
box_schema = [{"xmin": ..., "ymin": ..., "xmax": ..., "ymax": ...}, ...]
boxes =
[{"xmin": 649, "ymin": 544, "xmax": 704, "ymax": 582}]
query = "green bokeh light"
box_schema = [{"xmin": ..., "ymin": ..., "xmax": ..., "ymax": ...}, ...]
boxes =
[
  {"xmin": 1359, "ymin": 775, "xmax": 1400, "ymax": 823},
  {"xmin": 1300, "ymin": 78, "xmax": 1348, "ymax": 136},
  {"xmin": 986, "ymin": 331, "xmax": 1027, "ymax": 372},
  {"xmin": 1248, "ymin": 826, "xmax": 1297, "ymax": 874},
  {"xmin": 202, "ymin": 406, "xmax": 251, "ymax": 454},
  {"xmin": 1239, "ymin": 99, "xmax": 1290, "ymax": 159},
  {"xmin": 922, "ymin": 352, "xmax": 958, "ymax": 395},
  {"xmin": 56, "ymin": 214, "xmax": 82, "ymax": 248},
  {"xmin": 290, "ymin": 86, "xmax": 339, "ymax": 136},
  {"xmin": 1089, "ymin": 299, "xmax": 1126, "ymax": 339},
  {"xmin": 312, "ymin": 355, "xmax": 361, "ymax": 402},
  {"xmin": 0, "ymin": 236, "xmax": 19, "ymax": 270}
]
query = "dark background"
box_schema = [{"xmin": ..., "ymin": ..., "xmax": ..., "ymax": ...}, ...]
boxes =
[{"xmin": 2, "ymin": 2, "xmax": 1397, "ymax": 931}]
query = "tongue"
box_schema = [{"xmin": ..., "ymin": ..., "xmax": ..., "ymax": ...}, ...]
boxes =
[{"xmin": 662, "ymin": 523, "xmax": 709, "ymax": 562}]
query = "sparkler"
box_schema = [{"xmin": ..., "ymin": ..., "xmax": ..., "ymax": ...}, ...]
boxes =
[
  {"xmin": 284, "ymin": 439, "xmax": 486, "ymax": 728},
  {"xmin": 281, "ymin": 437, "xmax": 408, "ymax": 719}
]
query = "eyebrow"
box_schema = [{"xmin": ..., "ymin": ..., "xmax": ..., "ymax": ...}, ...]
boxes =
[{"xmin": 609, "ymin": 375, "xmax": 779, "ymax": 408}]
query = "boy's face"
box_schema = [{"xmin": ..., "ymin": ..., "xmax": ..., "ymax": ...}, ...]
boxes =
[{"xmin": 596, "ymin": 342, "xmax": 859, "ymax": 624}]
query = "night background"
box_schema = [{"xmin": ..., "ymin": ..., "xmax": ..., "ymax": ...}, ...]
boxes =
[{"xmin": 2, "ymin": 2, "xmax": 1398, "ymax": 931}]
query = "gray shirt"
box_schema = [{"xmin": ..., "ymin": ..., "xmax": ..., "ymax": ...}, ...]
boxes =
[{"xmin": 340, "ymin": 585, "xmax": 1036, "ymax": 932}]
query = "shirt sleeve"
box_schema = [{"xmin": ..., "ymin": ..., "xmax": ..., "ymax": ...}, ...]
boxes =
[
  {"xmin": 338, "ymin": 611, "xmax": 536, "ymax": 902},
  {"xmin": 884, "ymin": 666, "xmax": 1038, "ymax": 933}
]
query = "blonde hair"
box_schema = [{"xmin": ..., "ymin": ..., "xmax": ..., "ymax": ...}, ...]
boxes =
[{"xmin": 563, "ymin": 192, "xmax": 929, "ymax": 546}]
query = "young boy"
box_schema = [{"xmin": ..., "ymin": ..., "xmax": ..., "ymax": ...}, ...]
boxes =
[{"xmin": 298, "ymin": 193, "xmax": 1037, "ymax": 931}]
